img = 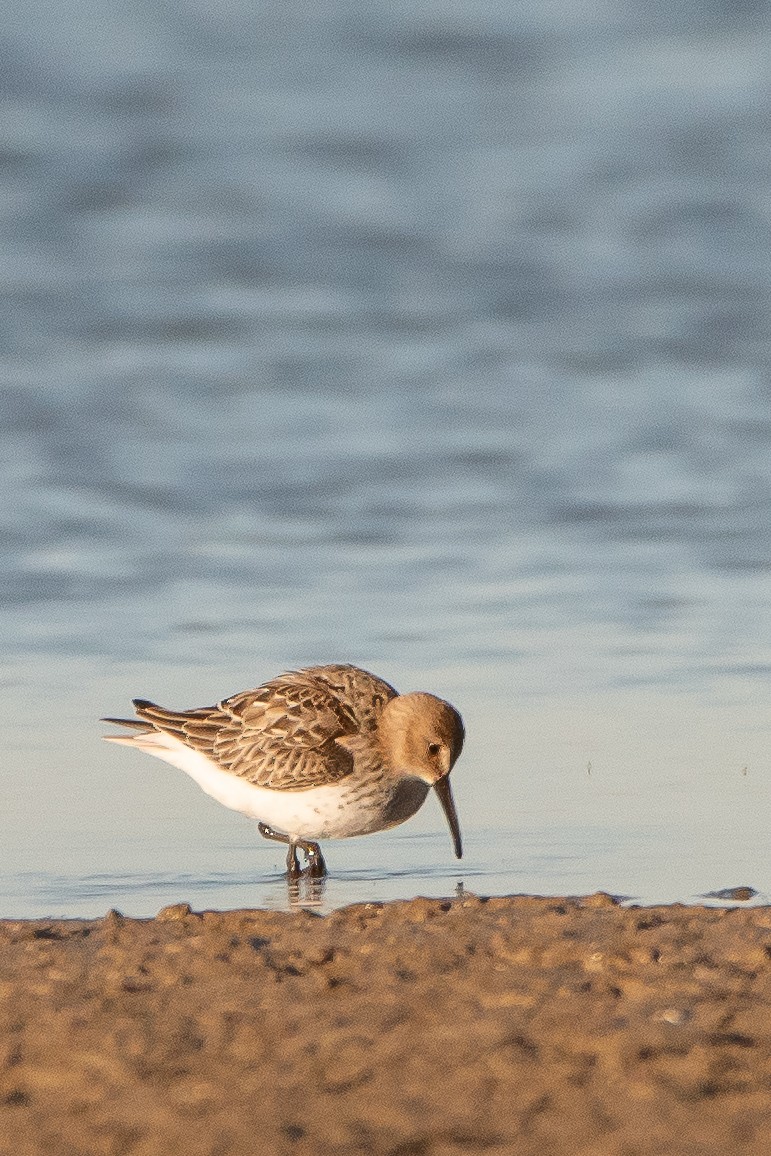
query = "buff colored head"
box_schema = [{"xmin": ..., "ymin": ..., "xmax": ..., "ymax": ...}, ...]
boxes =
[{"xmin": 379, "ymin": 692, "xmax": 465, "ymax": 858}]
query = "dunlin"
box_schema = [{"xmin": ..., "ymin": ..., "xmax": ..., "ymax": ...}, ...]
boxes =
[{"xmin": 103, "ymin": 664, "xmax": 464, "ymax": 876}]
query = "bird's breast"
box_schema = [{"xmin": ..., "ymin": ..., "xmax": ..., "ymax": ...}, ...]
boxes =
[
  {"xmin": 307, "ymin": 773, "xmax": 430, "ymax": 839},
  {"xmin": 377, "ymin": 776, "xmax": 431, "ymax": 827}
]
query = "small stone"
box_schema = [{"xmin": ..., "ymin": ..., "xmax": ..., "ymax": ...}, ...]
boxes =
[
  {"xmin": 653, "ymin": 1007, "xmax": 692, "ymax": 1025},
  {"xmin": 703, "ymin": 886, "xmax": 757, "ymax": 902},
  {"xmin": 157, "ymin": 903, "xmax": 193, "ymax": 922},
  {"xmin": 100, "ymin": 908, "xmax": 125, "ymax": 945},
  {"xmin": 580, "ymin": 892, "xmax": 622, "ymax": 908}
]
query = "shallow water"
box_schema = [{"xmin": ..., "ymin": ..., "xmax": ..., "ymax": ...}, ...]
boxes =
[{"xmin": 2, "ymin": 1, "xmax": 770, "ymax": 916}]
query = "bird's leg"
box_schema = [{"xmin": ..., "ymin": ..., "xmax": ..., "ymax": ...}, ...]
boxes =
[
  {"xmin": 257, "ymin": 820, "xmax": 289, "ymax": 845},
  {"xmin": 286, "ymin": 843, "xmax": 301, "ymax": 877},
  {"xmin": 257, "ymin": 822, "xmax": 302, "ymax": 876},
  {"xmin": 257, "ymin": 823, "xmax": 326, "ymax": 877}
]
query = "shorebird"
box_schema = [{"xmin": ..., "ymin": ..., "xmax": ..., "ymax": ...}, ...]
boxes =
[{"xmin": 102, "ymin": 664, "xmax": 464, "ymax": 877}]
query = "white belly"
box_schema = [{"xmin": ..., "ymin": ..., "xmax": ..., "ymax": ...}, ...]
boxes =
[{"xmin": 114, "ymin": 730, "xmax": 429, "ymax": 840}]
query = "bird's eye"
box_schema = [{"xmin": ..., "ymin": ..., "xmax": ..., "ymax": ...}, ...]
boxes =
[{"xmin": 427, "ymin": 742, "xmax": 441, "ymax": 757}]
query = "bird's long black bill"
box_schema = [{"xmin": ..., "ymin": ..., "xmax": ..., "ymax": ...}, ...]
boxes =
[{"xmin": 433, "ymin": 775, "xmax": 462, "ymax": 859}]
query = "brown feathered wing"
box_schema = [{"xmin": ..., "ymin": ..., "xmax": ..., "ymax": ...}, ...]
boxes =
[{"xmin": 130, "ymin": 665, "xmax": 397, "ymax": 791}]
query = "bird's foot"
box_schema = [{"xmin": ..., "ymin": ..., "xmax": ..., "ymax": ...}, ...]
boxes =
[
  {"xmin": 257, "ymin": 822, "xmax": 326, "ymax": 878},
  {"xmin": 286, "ymin": 842, "xmax": 325, "ymax": 877},
  {"xmin": 300, "ymin": 841, "xmax": 327, "ymax": 879}
]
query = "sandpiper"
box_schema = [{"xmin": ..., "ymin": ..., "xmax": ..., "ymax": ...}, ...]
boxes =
[{"xmin": 102, "ymin": 664, "xmax": 464, "ymax": 877}]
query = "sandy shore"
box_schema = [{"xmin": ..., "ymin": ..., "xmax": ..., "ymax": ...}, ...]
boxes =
[{"xmin": 2, "ymin": 893, "xmax": 771, "ymax": 1155}]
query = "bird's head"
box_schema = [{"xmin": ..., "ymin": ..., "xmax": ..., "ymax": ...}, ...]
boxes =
[{"xmin": 379, "ymin": 692, "xmax": 465, "ymax": 858}]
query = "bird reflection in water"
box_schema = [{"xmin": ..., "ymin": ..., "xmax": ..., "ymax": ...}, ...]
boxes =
[{"xmin": 287, "ymin": 870, "xmax": 327, "ymax": 908}]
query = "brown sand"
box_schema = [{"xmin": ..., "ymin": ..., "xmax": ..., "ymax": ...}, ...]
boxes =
[{"xmin": 2, "ymin": 893, "xmax": 771, "ymax": 1155}]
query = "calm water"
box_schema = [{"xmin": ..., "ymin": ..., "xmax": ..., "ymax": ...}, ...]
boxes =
[{"xmin": 2, "ymin": 1, "xmax": 770, "ymax": 916}]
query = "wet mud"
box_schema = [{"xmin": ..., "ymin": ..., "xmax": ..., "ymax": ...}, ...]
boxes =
[{"xmin": 2, "ymin": 893, "xmax": 771, "ymax": 1154}]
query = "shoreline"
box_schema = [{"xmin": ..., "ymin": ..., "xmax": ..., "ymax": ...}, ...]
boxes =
[{"xmin": 3, "ymin": 893, "xmax": 771, "ymax": 1153}]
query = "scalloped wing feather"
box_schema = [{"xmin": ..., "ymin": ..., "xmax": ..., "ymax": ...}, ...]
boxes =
[{"xmin": 131, "ymin": 665, "xmax": 397, "ymax": 791}]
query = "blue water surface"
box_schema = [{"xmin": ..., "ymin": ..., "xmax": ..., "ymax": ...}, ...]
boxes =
[{"xmin": 1, "ymin": 0, "xmax": 770, "ymax": 916}]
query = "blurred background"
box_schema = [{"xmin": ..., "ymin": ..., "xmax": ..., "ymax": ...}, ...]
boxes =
[{"xmin": 2, "ymin": 0, "xmax": 770, "ymax": 915}]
